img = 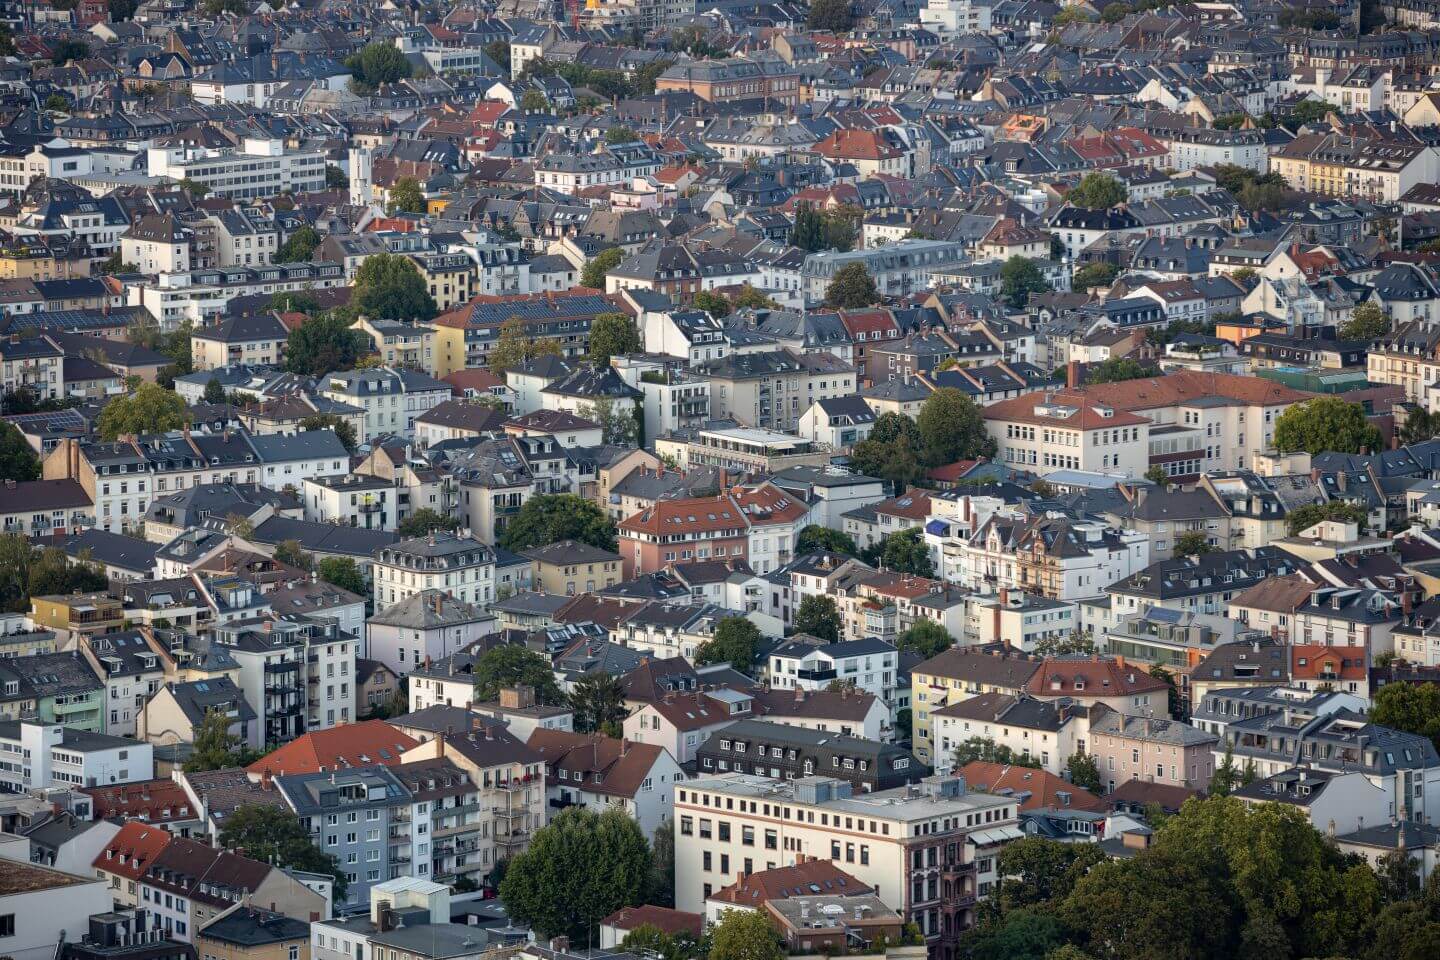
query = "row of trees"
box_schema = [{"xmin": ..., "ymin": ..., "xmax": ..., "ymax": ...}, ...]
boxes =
[
  {"xmin": 963, "ymin": 796, "xmax": 1438, "ymax": 960},
  {"xmin": 0, "ymin": 536, "xmax": 108, "ymax": 612}
]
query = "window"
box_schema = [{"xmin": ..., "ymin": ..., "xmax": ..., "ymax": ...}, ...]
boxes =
[{"xmin": 0, "ymin": 914, "xmax": 16, "ymax": 937}]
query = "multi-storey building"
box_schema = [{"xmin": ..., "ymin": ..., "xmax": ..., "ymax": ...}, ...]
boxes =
[
  {"xmin": 371, "ymin": 533, "xmax": 497, "ymax": 609},
  {"xmin": 145, "ymin": 138, "xmax": 328, "ymax": 200},
  {"xmin": 694, "ymin": 719, "xmax": 923, "ymax": 792},
  {"xmin": 77, "ymin": 630, "xmax": 167, "ymax": 738},
  {"xmin": 674, "ymin": 774, "xmax": 1020, "ymax": 949},
  {"xmin": 320, "ymin": 368, "xmax": 451, "ymax": 445},
  {"xmin": 909, "ymin": 648, "xmax": 1041, "ymax": 765},
  {"xmin": 1087, "ymin": 706, "xmax": 1219, "ymax": 793},
  {"xmin": 957, "ymin": 512, "xmax": 1149, "ymax": 602},
  {"xmin": 211, "ymin": 615, "xmax": 356, "ymax": 744},
  {"xmin": 0, "ymin": 719, "xmax": 153, "ymax": 792}
]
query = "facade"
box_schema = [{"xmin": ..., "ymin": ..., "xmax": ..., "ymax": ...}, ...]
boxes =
[{"xmin": 371, "ymin": 534, "xmax": 496, "ymax": 609}]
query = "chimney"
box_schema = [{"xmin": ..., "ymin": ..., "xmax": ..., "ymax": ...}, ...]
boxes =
[{"xmin": 1066, "ymin": 360, "xmax": 1079, "ymax": 389}]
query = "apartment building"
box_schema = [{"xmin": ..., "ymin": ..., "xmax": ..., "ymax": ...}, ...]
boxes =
[
  {"xmin": 320, "ymin": 368, "xmax": 451, "ymax": 445},
  {"xmin": 674, "ymin": 774, "xmax": 1020, "ymax": 949},
  {"xmin": 695, "ymin": 350, "xmax": 857, "ymax": 434},
  {"xmin": 0, "ymin": 333, "xmax": 65, "ymax": 400},
  {"xmin": 211, "ymin": 616, "xmax": 357, "ymax": 742},
  {"xmin": 145, "ymin": 138, "xmax": 327, "ymax": 200},
  {"xmin": 767, "ymin": 637, "xmax": 899, "ymax": 711},
  {"xmin": 77, "ymin": 630, "xmax": 167, "ymax": 738},
  {"xmin": 0, "ymin": 719, "xmax": 153, "ymax": 793},
  {"xmin": 371, "ymin": 533, "xmax": 497, "ymax": 609},
  {"xmin": 1087, "ymin": 706, "xmax": 1218, "ymax": 794},
  {"xmin": 1367, "ymin": 321, "xmax": 1440, "ymax": 408},
  {"xmin": 1107, "ymin": 546, "xmax": 1302, "ymax": 618},
  {"xmin": 956, "ymin": 512, "xmax": 1149, "ymax": 602},
  {"xmin": 190, "ymin": 314, "xmax": 288, "ymax": 372},
  {"xmin": 617, "ymin": 495, "xmax": 751, "ymax": 578},
  {"xmin": 394, "ymin": 725, "xmax": 545, "ymax": 873},
  {"xmin": 930, "ymin": 693, "xmax": 1087, "ymax": 777},
  {"xmin": 694, "ymin": 719, "xmax": 923, "ymax": 792},
  {"xmin": 909, "ymin": 648, "xmax": 1041, "ymax": 765},
  {"xmin": 656, "ymin": 57, "xmax": 800, "ymax": 107},
  {"xmin": 527, "ymin": 728, "xmax": 685, "ymax": 838},
  {"xmin": 982, "ymin": 371, "xmax": 1313, "ymax": 481}
]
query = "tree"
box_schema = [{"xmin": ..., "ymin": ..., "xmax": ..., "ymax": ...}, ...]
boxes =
[
  {"xmin": 1085, "ymin": 357, "xmax": 1152, "ymax": 384},
  {"xmin": 792, "ymin": 594, "xmax": 842, "ymax": 643},
  {"xmin": 1072, "ymin": 261, "xmax": 1119, "ymax": 289},
  {"xmin": 348, "ymin": 42, "xmax": 412, "ymax": 91},
  {"xmin": 692, "ymin": 290, "xmax": 731, "ymax": 317},
  {"xmin": 1149, "ymin": 664, "xmax": 1181, "ymax": 717},
  {"xmin": 0, "ymin": 422, "xmax": 39, "ymax": 482},
  {"xmin": 317, "ymin": 557, "xmax": 366, "ymax": 596},
  {"xmin": 790, "ymin": 202, "xmax": 825, "ymax": 252},
  {"xmin": 807, "ymin": 0, "xmax": 854, "ymax": 30},
  {"xmin": 99, "ymin": 250, "xmax": 139, "ymax": 274},
  {"xmin": 1340, "ymin": 301, "xmax": 1391, "ymax": 341},
  {"xmin": 1209, "ymin": 742, "xmax": 1239, "ymax": 796},
  {"xmin": 1377, "ymin": 849, "xmax": 1422, "ymax": 903},
  {"xmin": 500, "ymin": 806, "xmax": 651, "ymax": 941},
  {"xmin": 896, "ymin": 618, "xmax": 952, "ymax": 659},
  {"xmin": 1371, "ymin": 682, "xmax": 1440, "ymax": 750},
  {"xmin": 954, "ymin": 736, "xmax": 1041, "ymax": 768},
  {"xmin": 588, "ymin": 313, "xmax": 641, "ymax": 366},
  {"xmin": 878, "ymin": 527, "xmax": 934, "ymax": 576},
  {"xmin": 994, "ymin": 837, "xmax": 1107, "ymax": 913},
  {"xmin": 1400, "ymin": 407, "xmax": 1440, "ymax": 446},
  {"xmin": 1172, "ymin": 531, "xmax": 1213, "ymax": 556},
  {"xmin": 578, "ymin": 397, "xmax": 639, "ymax": 446},
  {"xmin": 201, "ymin": 377, "xmax": 225, "ymax": 405},
  {"xmin": 708, "ymin": 909, "xmax": 784, "ymax": 960},
  {"xmin": 731, "ymin": 285, "xmax": 778, "ymax": 310},
  {"xmin": 581, "ymin": 248, "xmax": 624, "ymax": 290},
  {"xmin": 696, "ymin": 616, "xmax": 763, "ymax": 672},
  {"xmin": 285, "ymin": 313, "xmax": 370, "ymax": 376},
  {"xmin": 498, "ymin": 494, "xmax": 617, "ymax": 552},
  {"xmin": 184, "ymin": 707, "xmax": 254, "ymax": 771},
  {"xmin": 201, "ymin": 0, "xmax": 247, "ymax": 13},
  {"xmin": 825, "ymin": 263, "xmax": 880, "ymax": 309},
  {"xmin": 1066, "ymin": 753, "xmax": 1102, "ymax": 792},
  {"xmin": 917, "ymin": 387, "xmax": 995, "ymax": 467},
  {"xmin": 43, "ymin": 93, "xmax": 69, "ymax": 112},
  {"xmin": 352, "ymin": 252, "xmax": 437, "ymax": 322},
  {"xmin": 1000, "ymin": 256, "xmax": 1052, "ymax": 309},
  {"xmin": 98, "ymin": 382, "xmax": 188, "ymax": 439},
  {"xmin": 473, "ymin": 644, "xmax": 566, "ymax": 704},
  {"xmin": 570, "ymin": 671, "xmax": 627, "ymax": 736},
  {"xmin": 298, "ymin": 414, "xmax": 358, "ymax": 453},
  {"xmin": 620, "ymin": 925, "xmax": 694, "ymax": 960},
  {"xmin": 648, "ymin": 819, "xmax": 676, "ymax": 906},
  {"xmin": 1284, "ymin": 500, "xmax": 1368, "ymax": 536},
  {"xmin": 520, "ymin": 88, "xmax": 550, "ymax": 113},
  {"xmin": 270, "ymin": 290, "xmax": 321, "ymax": 316},
  {"xmin": 51, "ymin": 39, "xmax": 89, "ymax": 65},
  {"xmin": 219, "ymin": 805, "xmax": 348, "ymax": 900},
  {"xmin": 489, "ymin": 317, "xmax": 562, "ymax": 373},
  {"xmin": 1285, "ymin": 99, "xmax": 1335, "ymax": 129},
  {"xmin": 1273, "ymin": 396, "xmax": 1385, "ymax": 456},
  {"xmin": 273, "ymin": 539, "xmax": 313, "ymax": 571},
  {"xmin": 1144, "ymin": 464, "xmax": 1170, "ymax": 488},
  {"xmin": 176, "ymin": 178, "xmax": 211, "ymax": 198},
  {"xmin": 1068, "ymin": 173, "xmax": 1127, "ymax": 210},
  {"xmin": 795, "ymin": 525, "xmax": 857, "ymax": 557},
  {"xmin": 387, "ymin": 177, "xmax": 426, "ymax": 215},
  {"xmin": 605, "ymin": 126, "xmax": 639, "ymax": 145},
  {"xmin": 276, "ymin": 226, "xmax": 321, "ymax": 263},
  {"xmin": 396, "ymin": 508, "xmax": 460, "ymax": 538},
  {"xmin": 1052, "ymin": 4, "xmax": 1095, "ymax": 25},
  {"xmin": 326, "ymin": 165, "xmax": 349, "ymax": 189}
]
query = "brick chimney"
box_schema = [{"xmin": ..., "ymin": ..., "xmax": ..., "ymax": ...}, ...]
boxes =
[{"xmin": 1066, "ymin": 360, "xmax": 1079, "ymax": 389}]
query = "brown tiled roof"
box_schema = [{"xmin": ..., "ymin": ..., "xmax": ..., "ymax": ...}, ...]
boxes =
[
  {"xmin": 1106, "ymin": 778, "xmax": 1201, "ymax": 813},
  {"xmin": 146, "ymin": 836, "xmax": 271, "ymax": 907},
  {"xmin": 912, "ymin": 647, "xmax": 1041, "ymax": 688},
  {"xmin": 602, "ymin": 905, "xmax": 703, "ymax": 939},
  {"xmin": 94, "ymin": 820, "xmax": 173, "ymax": 880},
  {"xmin": 84, "ymin": 780, "xmax": 193, "ymax": 824},
  {"xmin": 1025, "ymin": 656, "xmax": 1170, "ymax": 697},
  {"xmin": 618, "ymin": 494, "xmax": 746, "ymax": 537},
  {"xmin": 1229, "ymin": 575, "xmax": 1315, "ymax": 614},
  {"xmin": 960, "ymin": 761, "xmax": 1107, "ymax": 812},
  {"xmin": 751, "ymin": 687, "xmax": 879, "ymax": 722},
  {"xmin": 248, "ymin": 720, "xmax": 418, "ymax": 776},
  {"xmin": 1289, "ymin": 644, "xmax": 1368, "ymax": 681},
  {"xmin": 710, "ymin": 860, "xmax": 871, "ymax": 906},
  {"xmin": 527, "ymin": 729, "xmax": 667, "ymax": 799},
  {"xmin": 646, "ymin": 691, "xmax": 738, "ymax": 731}
]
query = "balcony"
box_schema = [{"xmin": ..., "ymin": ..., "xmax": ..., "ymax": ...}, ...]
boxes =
[
  {"xmin": 796, "ymin": 668, "xmax": 837, "ymax": 682},
  {"xmin": 357, "ymin": 501, "xmax": 382, "ymax": 514}
]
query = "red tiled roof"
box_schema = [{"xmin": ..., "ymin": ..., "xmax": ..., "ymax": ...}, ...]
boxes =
[
  {"xmin": 247, "ymin": 720, "xmax": 418, "ymax": 776},
  {"xmin": 95, "ymin": 820, "xmax": 172, "ymax": 880},
  {"xmin": 602, "ymin": 906, "xmax": 703, "ymax": 938},
  {"xmin": 84, "ymin": 780, "xmax": 194, "ymax": 824},
  {"xmin": 709, "ymin": 860, "xmax": 872, "ymax": 906},
  {"xmin": 1025, "ymin": 656, "xmax": 1170, "ymax": 697},
  {"xmin": 1289, "ymin": 644, "xmax": 1368, "ymax": 681},
  {"xmin": 619, "ymin": 495, "xmax": 746, "ymax": 536},
  {"xmin": 814, "ymin": 129, "xmax": 903, "ymax": 161},
  {"xmin": 960, "ymin": 761, "xmax": 1107, "ymax": 812}
]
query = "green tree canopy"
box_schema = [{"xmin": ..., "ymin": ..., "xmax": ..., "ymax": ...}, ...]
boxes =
[
  {"xmin": 489, "ymin": 316, "xmax": 562, "ymax": 373},
  {"xmin": 1272, "ymin": 396, "xmax": 1385, "ymax": 455},
  {"xmin": 1340, "ymin": 301, "xmax": 1392, "ymax": 341},
  {"xmin": 1072, "ymin": 260, "xmax": 1120, "ymax": 289},
  {"xmin": 917, "ymin": 387, "xmax": 996, "ymax": 466},
  {"xmin": 588, "ymin": 312, "xmax": 642, "ymax": 366},
  {"xmin": 795, "ymin": 524, "xmax": 857, "ymax": 556},
  {"xmin": 348, "ymin": 42, "xmax": 412, "ymax": 91},
  {"xmin": 184, "ymin": 707, "xmax": 258, "ymax": 771},
  {"xmin": 219, "ymin": 805, "xmax": 348, "ymax": 899},
  {"xmin": 825, "ymin": 262, "xmax": 880, "ymax": 308},
  {"xmin": 792, "ymin": 594, "xmax": 842, "ymax": 643},
  {"xmin": 51, "ymin": 39, "xmax": 89, "ymax": 64},
  {"xmin": 1067, "ymin": 172, "xmax": 1127, "ymax": 210},
  {"xmin": 352, "ymin": 252, "xmax": 438, "ymax": 322},
  {"xmin": 98, "ymin": 382, "xmax": 188, "ymax": 439},
  {"xmin": 0, "ymin": 421, "xmax": 39, "ymax": 482},
  {"xmin": 1172, "ymin": 530, "xmax": 1213, "ymax": 556},
  {"xmin": 1066, "ymin": 752, "xmax": 1102, "ymax": 792},
  {"xmin": 895, "ymin": 618, "xmax": 951, "ymax": 658},
  {"xmin": 1085, "ymin": 357, "xmax": 1153, "ymax": 384},
  {"xmin": 472, "ymin": 644, "xmax": 566, "ymax": 704},
  {"xmin": 570, "ymin": 671, "xmax": 627, "ymax": 736},
  {"xmin": 696, "ymin": 616, "xmax": 763, "ymax": 672},
  {"xmin": 498, "ymin": 493, "xmax": 617, "ymax": 552},
  {"xmin": 806, "ymin": 0, "xmax": 854, "ymax": 30},
  {"xmin": 954, "ymin": 736, "xmax": 1041, "ymax": 768},
  {"xmin": 1371, "ymin": 681, "xmax": 1440, "ymax": 750},
  {"xmin": 396, "ymin": 508, "xmax": 460, "ymax": 538},
  {"xmin": 708, "ymin": 909, "xmax": 785, "ymax": 960},
  {"xmin": 316, "ymin": 557, "xmax": 366, "ymax": 595},
  {"xmin": 875, "ymin": 527, "xmax": 934, "ymax": 576},
  {"xmin": 520, "ymin": 88, "xmax": 550, "ymax": 113},
  {"xmin": 273, "ymin": 539, "xmax": 313, "ymax": 571},
  {"xmin": 275, "ymin": 226, "xmax": 320, "ymax": 263},
  {"xmin": 1284, "ymin": 500, "xmax": 1369, "ymax": 535},
  {"xmin": 500, "ymin": 806, "xmax": 651, "ymax": 940},
  {"xmin": 582, "ymin": 248, "xmax": 624, "ymax": 289},
  {"xmin": 999, "ymin": 256, "xmax": 1052, "ymax": 309},
  {"xmin": 285, "ymin": 313, "xmax": 370, "ymax": 376},
  {"xmin": 386, "ymin": 177, "xmax": 426, "ymax": 215}
]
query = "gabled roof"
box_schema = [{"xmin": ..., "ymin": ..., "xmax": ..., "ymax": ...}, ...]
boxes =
[{"xmin": 247, "ymin": 720, "xmax": 418, "ymax": 776}]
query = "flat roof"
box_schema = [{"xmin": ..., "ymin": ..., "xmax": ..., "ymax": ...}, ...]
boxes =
[{"xmin": 0, "ymin": 860, "xmax": 98, "ymax": 895}]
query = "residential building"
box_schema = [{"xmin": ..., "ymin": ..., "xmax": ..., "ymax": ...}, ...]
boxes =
[
  {"xmin": 1088, "ymin": 706, "xmax": 1218, "ymax": 793},
  {"xmin": 371, "ymin": 534, "xmax": 496, "ymax": 609},
  {"xmin": 527, "ymin": 729, "xmax": 684, "ymax": 838},
  {"xmin": 695, "ymin": 718, "xmax": 923, "ymax": 792}
]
